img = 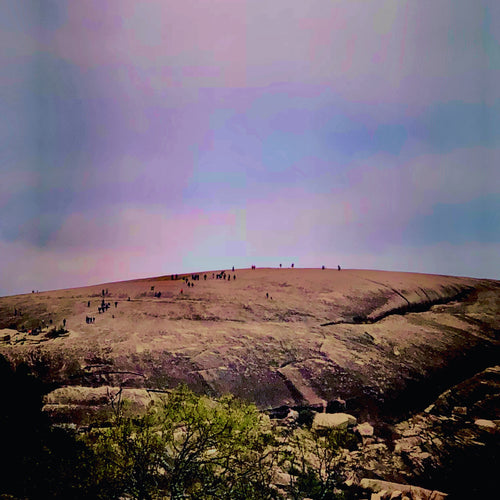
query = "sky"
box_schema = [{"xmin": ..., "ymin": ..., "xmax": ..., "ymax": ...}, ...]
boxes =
[{"xmin": 1, "ymin": 0, "xmax": 499, "ymax": 296}]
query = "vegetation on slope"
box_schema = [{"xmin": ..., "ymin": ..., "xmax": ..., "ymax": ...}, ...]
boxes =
[{"xmin": 0, "ymin": 354, "xmax": 358, "ymax": 500}]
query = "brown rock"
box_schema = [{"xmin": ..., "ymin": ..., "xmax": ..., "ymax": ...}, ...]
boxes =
[
  {"xmin": 394, "ymin": 436, "xmax": 422, "ymax": 453},
  {"xmin": 273, "ymin": 471, "xmax": 292, "ymax": 487},
  {"xmin": 474, "ymin": 419, "xmax": 497, "ymax": 431},
  {"xmin": 360, "ymin": 478, "xmax": 448, "ymax": 500},
  {"xmin": 452, "ymin": 406, "xmax": 467, "ymax": 416}
]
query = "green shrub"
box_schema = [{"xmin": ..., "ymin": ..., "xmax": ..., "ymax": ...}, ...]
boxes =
[
  {"xmin": 297, "ymin": 408, "xmax": 315, "ymax": 428},
  {"xmin": 282, "ymin": 427, "xmax": 353, "ymax": 500},
  {"xmin": 0, "ymin": 355, "xmax": 354, "ymax": 500},
  {"xmin": 87, "ymin": 386, "xmax": 280, "ymax": 499}
]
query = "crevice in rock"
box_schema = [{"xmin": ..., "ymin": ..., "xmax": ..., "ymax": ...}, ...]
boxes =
[
  {"xmin": 361, "ymin": 277, "xmax": 411, "ymax": 306},
  {"xmin": 320, "ymin": 285, "xmax": 475, "ymax": 327}
]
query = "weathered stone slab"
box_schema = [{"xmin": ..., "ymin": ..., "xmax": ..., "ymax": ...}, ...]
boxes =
[{"xmin": 312, "ymin": 412, "xmax": 357, "ymax": 431}]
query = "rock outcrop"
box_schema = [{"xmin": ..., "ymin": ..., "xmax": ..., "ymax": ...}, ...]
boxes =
[
  {"xmin": 0, "ymin": 269, "xmax": 498, "ymax": 423},
  {"xmin": 359, "ymin": 478, "xmax": 447, "ymax": 500},
  {"xmin": 341, "ymin": 366, "xmax": 500, "ymax": 498},
  {"xmin": 0, "ymin": 269, "xmax": 499, "ymax": 497}
]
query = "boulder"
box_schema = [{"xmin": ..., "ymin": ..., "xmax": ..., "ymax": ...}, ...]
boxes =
[
  {"xmin": 0, "ymin": 328, "xmax": 16, "ymax": 342},
  {"xmin": 273, "ymin": 471, "xmax": 292, "ymax": 487},
  {"xmin": 424, "ymin": 404, "xmax": 435, "ymax": 414},
  {"xmin": 356, "ymin": 422, "xmax": 374, "ymax": 437},
  {"xmin": 452, "ymin": 406, "xmax": 467, "ymax": 416},
  {"xmin": 394, "ymin": 436, "xmax": 422, "ymax": 454},
  {"xmin": 312, "ymin": 412, "xmax": 357, "ymax": 431},
  {"xmin": 474, "ymin": 419, "xmax": 496, "ymax": 431}
]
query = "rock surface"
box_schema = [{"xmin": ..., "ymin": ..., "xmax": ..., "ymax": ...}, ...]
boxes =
[
  {"xmin": 343, "ymin": 366, "xmax": 500, "ymax": 498},
  {"xmin": 0, "ymin": 269, "xmax": 498, "ymax": 422},
  {"xmin": 356, "ymin": 422, "xmax": 374, "ymax": 437},
  {"xmin": 359, "ymin": 478, "xmax": 447, "ymax": 500},
  {"xmin": 0, "ymin": 268, "xmax": 499, "ymax": 497}
]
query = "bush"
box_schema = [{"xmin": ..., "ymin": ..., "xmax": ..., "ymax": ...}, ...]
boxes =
[
  {"xmin": 87, "ymin": 386, "xmax": 280, "ymax": 499},
  {"xmin": 0, "ymin": 357, "xmax": 353, "ymax": 500},
  {"xmin": 297, "ymin": 408, "xmax": 315, "ymax": 428},
  {"xmin": 282, "ymin": 427, "xmax": 354, "ymax": 500},
  {"xmin": 46, "ymin": 326, "xmax": 68, "ymax": 338}
]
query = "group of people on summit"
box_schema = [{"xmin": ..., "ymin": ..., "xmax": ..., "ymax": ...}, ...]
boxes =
[{"xmin": 82, "ymin": 263, "xmax": 342, "ymax": 324}]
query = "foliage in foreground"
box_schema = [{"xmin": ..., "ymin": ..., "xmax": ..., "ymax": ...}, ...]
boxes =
[
  {"xmin": 87, "ymin": 386, "xmax": 279, "ymax": 499},
  {"xmin": 0, "ymin": 354, "xmax": 353, "ymax": 499},
  {"xmin": 283, "ymin": 427, "xmax": 357, "ymax": 500}
]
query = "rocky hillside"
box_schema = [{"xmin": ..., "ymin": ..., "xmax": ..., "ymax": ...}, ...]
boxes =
[{"xmin": 1, "ymin": 268, "xmax": 498, "ymax": 424}]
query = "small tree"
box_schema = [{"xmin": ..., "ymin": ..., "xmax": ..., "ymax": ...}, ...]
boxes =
[
  {"xmin": 283, "ymin": 427, "xmax": 355, "ymax": 500},
  {"xmin": 89, "ymin": 386, "xmax": 280, "ymax": 499}
]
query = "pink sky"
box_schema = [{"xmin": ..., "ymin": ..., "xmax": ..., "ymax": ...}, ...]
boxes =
[{"xmin": 1, "ymin": 0, "xmax": 499, "ymax": 295}]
